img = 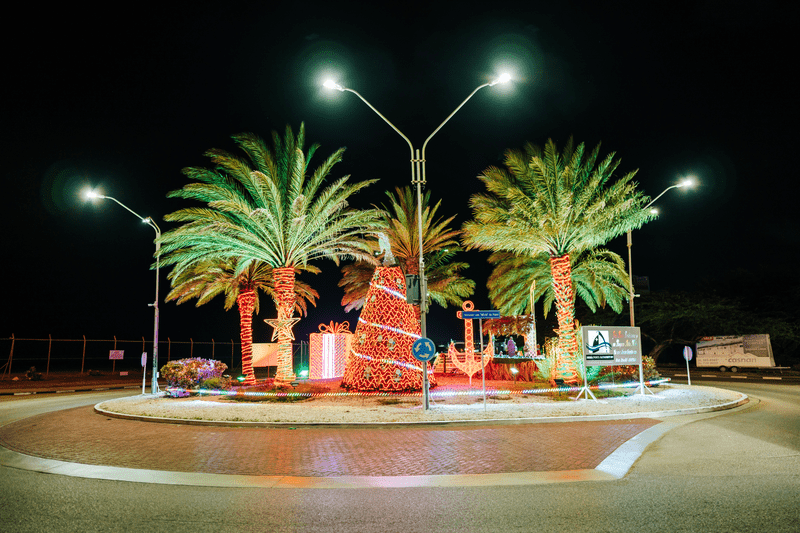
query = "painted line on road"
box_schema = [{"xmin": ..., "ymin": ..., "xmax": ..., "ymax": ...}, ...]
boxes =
[
  {"xmin": 762, "ymin": 377, "xmax": 782, "ymax": 380},
  {"xmin": 701, "ymin": 375, "xmax": 718, "ymax": 378},
  {"xmin": 730, "ymin": 376, "xmax": 748, "ymax": 379}
]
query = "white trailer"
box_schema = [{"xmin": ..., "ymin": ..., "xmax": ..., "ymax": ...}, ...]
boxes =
[{"xmin": 695, "ymin": 334, "xmax": 776, "ymax": 372}]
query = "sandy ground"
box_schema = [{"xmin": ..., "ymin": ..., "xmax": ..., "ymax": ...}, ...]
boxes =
[{"xmin": 96, "ymin": 383, "xmax": 746, "ymax": 424}]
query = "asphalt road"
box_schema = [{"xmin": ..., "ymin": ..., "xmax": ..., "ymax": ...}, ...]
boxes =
[{"xmin": 1, "ymin": 383, "xmax": 798, "ymax": 533}]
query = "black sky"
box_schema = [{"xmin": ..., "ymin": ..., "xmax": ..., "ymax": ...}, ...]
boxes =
[{"xmin": 4, "ymin": 1, "xmax": 798, "ymax": 349}]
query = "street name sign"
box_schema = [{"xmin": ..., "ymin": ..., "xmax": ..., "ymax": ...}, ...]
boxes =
[{"xmin": 460, "ymin": 310, "xmax": 501, "ymax": 319}]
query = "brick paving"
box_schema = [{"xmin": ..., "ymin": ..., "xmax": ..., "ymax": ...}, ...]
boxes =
[{"xmin": 0, "ymin": 406, "xmax": 659, "ymax": 477}]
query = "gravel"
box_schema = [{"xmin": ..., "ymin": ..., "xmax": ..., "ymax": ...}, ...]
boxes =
[{"xmin": 96, "ymin": 384, "xmax": 746, "ymax": 425}]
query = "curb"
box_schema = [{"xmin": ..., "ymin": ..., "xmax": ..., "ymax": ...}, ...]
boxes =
[{"xmin": 1, "ymin": 385, "xmax": 143, "ymax": 396}]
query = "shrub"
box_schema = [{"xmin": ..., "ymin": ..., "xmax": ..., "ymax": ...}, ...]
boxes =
[
  {"xmin": 597, "ymin": 356, "xmax": 661, "ymax": 382},
  {"xmin": 160, "ymin": 358, "xmax": 228, "ymax": 396},
  {"xmin": 199, "ymin": 376, "xmax": 233, "ymax": 390}
]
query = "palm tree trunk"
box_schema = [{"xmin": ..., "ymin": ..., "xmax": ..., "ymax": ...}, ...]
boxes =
[
  {"xmin": 273, "ymin": 267, "xmax": 297, "ymax": 384},
  {"xmin": 237, "ymin": 291, "xmax": 257, "ymax": 385},
  {"xmin": 550, "ymin": 254, "xmax": 580, "ymax": 382}
]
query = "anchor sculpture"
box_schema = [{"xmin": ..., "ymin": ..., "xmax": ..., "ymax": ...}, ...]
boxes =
[{"xmin": 448, "ymin": 300, "xmax": 494, "ymax": 386}]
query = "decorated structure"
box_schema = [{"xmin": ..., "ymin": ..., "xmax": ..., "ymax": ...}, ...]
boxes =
[
  {"xmin": 341, "ymin": 266, "xmax": 435, "ymax": 391},
  {"xmin": 448, "ymin": 301, "xmax": 494, "ymax": 386},
  {"xmin": 308, "ymin": 321, "xmax": 352, "ymax": 379},
  {"xmin": 483, "ymin": 314, "xmax": 539, "ymax": 381}
]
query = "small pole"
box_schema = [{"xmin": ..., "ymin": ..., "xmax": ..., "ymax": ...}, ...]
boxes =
[
  {"xmin": 142, "ymin": 353, "xmax": 147, "ymax": 395},
  {"xmin": 47, "ymin": 334, "xmax": 52, "ymax": 376},
  {"xmin": 81, "ymin": 335, "xmax": 86, "ymax": 374},
  {"xmin": 190, "ymin": 338, "xmax": 194, "ymax": 358},
  {"xmin": 479, "ymin": 319, "xmax": 486, "ymax": 411}
]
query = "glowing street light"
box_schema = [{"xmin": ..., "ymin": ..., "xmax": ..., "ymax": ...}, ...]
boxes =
[
  {"xmin": 627, "ymin": 177, "xmax": 696, "ymax": 326},
  {"xmin": 323, "ymin": 74, "xmax": 512, "ymax": 410},
  {"xmin": 83, "ymin": 189, "xmax": 161, "ymax": 394},
  {"xmin": 322, "ymin": 73, "xmax": 511, "ymax": 336}
]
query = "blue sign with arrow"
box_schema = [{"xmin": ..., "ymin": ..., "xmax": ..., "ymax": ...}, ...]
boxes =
[{"xmin": 411, "ymin": 337, "xmax": 437, "ymax": 362}]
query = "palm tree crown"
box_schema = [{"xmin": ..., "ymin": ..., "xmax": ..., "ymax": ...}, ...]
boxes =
[
  {"xmin": 338, "ymin": 186, "xmax": 474, "ymax": 312},
  {"xmin": 463, "ymin": 138, "xmax": 653, "ymax": 257}
]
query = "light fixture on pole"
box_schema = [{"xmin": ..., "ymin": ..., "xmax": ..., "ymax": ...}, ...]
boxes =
[
  {"xmin": 324, "ymin": 74, "xmax": 511, "ymax": 410},
  {"xmin": 84, "ymin": 189, "xmax": 161, "ymax": 394},
  {"xmin": 323, "ymin": 74, "xmax": 511, "ymax": 337},
  {"xmin": 627, "ymin": 177, "xmax": 695, "ymax": 326}
]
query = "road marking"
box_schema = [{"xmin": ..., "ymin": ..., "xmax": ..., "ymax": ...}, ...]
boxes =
[
  {"xmin": 762, "ymin": 377, "xmax": 782, "ymax": 380},
  {"xmin": 731, "ymin": 376, "xmax": 748, "ymax": 379},
  {"xmin": 701, "ymin": 375, "xmax": 717, "ymax": 378},
  {"xmin": 674, "ymin": 374, "xmax": 687, "ymax": 376}
]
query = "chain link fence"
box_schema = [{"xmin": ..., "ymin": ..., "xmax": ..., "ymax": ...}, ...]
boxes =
[{"xmin": 1, "ymin": 335, "xmax": 310, "ymax": 379}]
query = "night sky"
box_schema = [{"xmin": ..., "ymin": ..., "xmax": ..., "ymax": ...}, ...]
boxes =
[{"xmin": 5, "ymin": 2, "xmax": 797, "ymax": 353}]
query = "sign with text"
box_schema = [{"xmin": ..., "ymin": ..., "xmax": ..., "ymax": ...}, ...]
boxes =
[
  {"xmin": 109, "ymin": 350, "xmax": 124, "ymax": 360},
  {"xmin": 460, "ymin": 310, "xmax": 501, "ymax": 319},
  {"xmin": 581, "ymin": 327, "xmax": 642, "ymax": 366}
]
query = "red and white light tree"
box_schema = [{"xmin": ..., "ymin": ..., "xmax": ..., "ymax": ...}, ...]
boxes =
[{"xmin": 341, "ymin": 266, "xmax": 436, "ymax": 391}]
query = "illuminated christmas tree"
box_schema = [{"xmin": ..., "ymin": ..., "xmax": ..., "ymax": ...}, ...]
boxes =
[{"xmin": 341, "ymin": 266, "xmax": 436, "ymax": 391}]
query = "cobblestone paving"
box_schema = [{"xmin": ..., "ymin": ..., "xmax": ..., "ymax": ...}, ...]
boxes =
[{"xmin": 0, "ymin": 407, "xmax": 660, "ymax": 477}]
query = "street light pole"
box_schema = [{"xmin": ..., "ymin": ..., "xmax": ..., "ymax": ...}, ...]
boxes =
[
  {"xmin": 627, "ymin": 178, "xmax": 695, "ymax": 326},
  {"xmin": 324, "ymin": 75, "xmax": 510, "ymax": 411},
  {"xmin": 84, "ymin": 191, "xmax": 161, "ymax": 394},
  {"xmin": 324, "ymin": 74, "xmax": 510, "ymax": 337}
]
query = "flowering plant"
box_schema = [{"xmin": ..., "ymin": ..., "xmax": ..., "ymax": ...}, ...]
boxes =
[{"xmin": 160, "ymin": 358, "xmax": 228, "ymax": 397}]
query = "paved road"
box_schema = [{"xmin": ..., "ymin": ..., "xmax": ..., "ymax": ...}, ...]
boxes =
[{"xmin": 1, "ymin": 383, "xmax": 798, "ymax": 532}]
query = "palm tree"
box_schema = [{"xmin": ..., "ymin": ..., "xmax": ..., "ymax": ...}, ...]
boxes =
[
  {"xmin": 487, "ymin": 248, "xmax": 629, "ymax": 316},
  {"xmin": 165, "ymin": 258, "xmax": 319, "ymax": 384},
  {"xmin": 159, "ymin": 124, "xmax": 382, "ymax": 383},
  {"xmin": 463, "ymin": 138, "xmax": 654, "ymax": 382},
  {"xmin": 338, "ymin": 186, "xmax": 474, "ymax": 314}
]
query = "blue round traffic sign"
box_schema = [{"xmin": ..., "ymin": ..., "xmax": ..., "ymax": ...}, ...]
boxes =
[{"xmin": 412, "ymin": 337, "xmax": 437, "ymax": 362}]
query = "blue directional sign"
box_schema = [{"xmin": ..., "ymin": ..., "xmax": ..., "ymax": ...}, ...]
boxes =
[
  {"xmin": 411, "ymin": 337, "xmax": 437, "ymax": 362},
  {"xmin": 461, "ymin": 310, "xmax": 501, "ymax": 319}
]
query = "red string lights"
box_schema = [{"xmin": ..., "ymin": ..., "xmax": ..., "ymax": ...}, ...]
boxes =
[
  {"xmin": 550, "ymin": 254, "xmax": 579, "ymax": 382},
  {"xmin": 341, "ymin": 266, "xmax": 435, "ymax": 391},
  {"xmin": 237, "ymin": 290, "xmax": 257, "ymax": 385},
  {"xmin": 268, "ymin": 267, "xmax": 298, "ymax": 384}
]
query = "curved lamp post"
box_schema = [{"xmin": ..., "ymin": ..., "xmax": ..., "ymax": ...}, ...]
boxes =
[
  {"xmin": 627, "ymin": 177, "xmax": 695, "ymax": 326},
  {"xmin": 324, "ymin": 74, "xmax": 511, "ymax": 410},
  {"xmin": 84, "ymin": 190, "xmax": 161, "ymax": 394},
  {"xmin": 323, "ymin": 73, "xmax": 511, "ymax": 337}
]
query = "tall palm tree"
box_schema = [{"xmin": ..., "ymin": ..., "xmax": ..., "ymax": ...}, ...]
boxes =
[
  {"xmin": 338, "ymin": 186, "xmax": 474, "ymax": 314},
  {"xmin": 159, "ymin": 124, "xmax": 382, "ymax": 383},
  {"xmin": 486, "ymin": 248, "xmax": 630, "ymax": 317},
  {"xmin": 463, "ymin": 138, "xmax": 653, "ymax": 382},
  {"xmin": 165, "ymin": 258, "xmax": 319, "ymax": 384}
]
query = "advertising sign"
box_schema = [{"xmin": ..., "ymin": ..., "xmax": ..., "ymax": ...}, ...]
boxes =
[{"xmin": 581, "ymin": 327, "xmax": 642, "ymax": 366}]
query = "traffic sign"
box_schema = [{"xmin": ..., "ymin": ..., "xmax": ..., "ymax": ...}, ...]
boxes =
[
  {"xmin": 411, "ymin": 337, "xmax": 437, "ymax": 362},
  {"xmin": 683, "ymin": 346, "xmax": 693, "ymax": 361},
  {"xmin": 461, "ymin": 310, "xmax": 501, "ymax": 319}
]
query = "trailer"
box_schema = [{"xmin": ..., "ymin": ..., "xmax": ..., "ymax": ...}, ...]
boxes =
[{"xmin": 695, "ymin": 334, "xmax": 777, "ymax": 372}]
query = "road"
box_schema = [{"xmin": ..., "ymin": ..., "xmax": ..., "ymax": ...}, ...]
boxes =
[{"xmin": 1, "ymin": 382, "xmax": 798, "ymax": 532}]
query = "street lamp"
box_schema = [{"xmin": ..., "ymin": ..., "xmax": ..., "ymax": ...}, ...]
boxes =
[
  {"xmin": 627, "ymin": 177, "xmax": 695, "ymax": 326},
  {"xmin": 324, "ymin": 75, "xmax": 511, "ymax": 410},
  {"xmin": 323, "ymin": 74, "xmax": 511, "ymax": 337},
  {"xmin": 84, "ymin": 189, "xmax": 161, "ymax": 394}
]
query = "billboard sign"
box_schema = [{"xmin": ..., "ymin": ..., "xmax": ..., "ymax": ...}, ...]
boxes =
[{"xmin": 581, "ymin": 327, "xmax": 642, "ymax": 366}]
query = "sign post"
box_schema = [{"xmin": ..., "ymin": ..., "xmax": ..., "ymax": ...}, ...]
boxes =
[
  {"xmin": 683, "ymin": 346, "xmax": 693, "ymax": 386},
  {"xmin": 412, "ymin": 337, "xmax": 437, "ymax": 410},
  {"xmin": 141, "ymin": 352, "xmax": 148, "ymax": 394}
]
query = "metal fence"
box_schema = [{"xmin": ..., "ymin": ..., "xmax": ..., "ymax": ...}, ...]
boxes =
[{"xmin": 1, "ymin": 335, "xmax": 310, "ymax": 378}]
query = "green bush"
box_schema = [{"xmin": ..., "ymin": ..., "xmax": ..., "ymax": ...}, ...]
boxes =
[{"xmin": 160, "ymin": 358, "xmax": 228, "ymax": 396}]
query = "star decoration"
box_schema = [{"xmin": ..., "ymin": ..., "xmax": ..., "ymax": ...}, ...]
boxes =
[{"xmin": 264, "ymin": 317, "xmax": 301, "ymax": 341}]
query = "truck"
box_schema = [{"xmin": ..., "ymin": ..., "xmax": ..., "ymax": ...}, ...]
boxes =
[{"xmin": 695, "ymin": 334, "xmax": 777, "ymax": 372}]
